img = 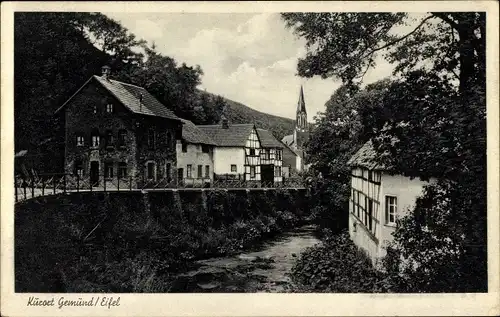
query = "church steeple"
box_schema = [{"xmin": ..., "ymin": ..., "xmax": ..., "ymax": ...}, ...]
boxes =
[{"xmin": 296, "ymin": 85, "xmax": 307, "ymax": 132}]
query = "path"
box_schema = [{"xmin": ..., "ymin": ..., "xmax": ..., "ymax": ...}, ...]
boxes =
[{"xmin": 169, "ymin": 225, "xmax": 321, "ymax": 292}]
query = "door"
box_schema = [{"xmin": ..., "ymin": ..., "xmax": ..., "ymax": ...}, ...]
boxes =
[
  {"xmin": 147, "ymin": 162, "xmax": 155, "ymax": 180},
  {"xmin": 90, "ymin": 161, "xmax": 99, "ymax": 186},
  {"xmin": 261, "ymin": 164, "xmax": 274, "ymax": 186}
]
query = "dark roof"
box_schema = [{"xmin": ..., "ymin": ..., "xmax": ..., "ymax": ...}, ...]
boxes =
[
  {"xmin": 180, "ymin": 119, "xmax": 216, "ymax": 145},
  {"xmin": 197, "ymin": 124, "xmax": 255, "ymax": 147},
  {"xmin": 55, "ymin": 75, "xmax": 181, "ymax": 122},
  {"xmin": 347, "ymin": 140, "xmax": 386, "ymax": 170},
  {"xmin": 297, "ymin": 85, "xmax": 307, "ymax": 114},
  {"xmin": 256, "ymin": 129, "xmax": 283, "ymax": 148}
]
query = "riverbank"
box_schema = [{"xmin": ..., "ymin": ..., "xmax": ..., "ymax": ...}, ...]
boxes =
[
  {"xmin": 169, "ymin": 225, "xmax": 321, "ymax": 292},
  {"xmin": 15, "ymin": 189, "xmax": 310, "ymax": 292}
]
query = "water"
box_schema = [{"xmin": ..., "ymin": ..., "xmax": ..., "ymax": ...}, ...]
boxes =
[{"xmin": 168, "ymin": 225, "xmax": 321, "ymax": 292}]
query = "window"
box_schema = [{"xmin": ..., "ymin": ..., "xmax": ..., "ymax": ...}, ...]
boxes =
[
  {"xmin": 182, "ymin": 142, "xmax": 187, "ymax": 153},
  {"xmin": 147, "ymin": 162, "xmax": 155, "ymax": 180},
  {"xmin": 178, "ymin": 168, "xmax": 184, "ymax": 180},
  {"xmin": 148, "ymin": 129, "xmax": 156, "ymax": 149},
  {"xmin": 249, "ymin": 148, "xmax": 255, "ymax": 156},
  {"xmin": 198, "ymin": 165, "xmax": 203, "ymax": 178},
  {"xmin": 93, "ymin": 105, "xmax": 98, "ymax": 114},
  {"xmin": 118, "ymin": 130, "xmax": 127, "ymax": 147},
  {"xmin": 262, "ymin": 149, "xmax": 270, "ymax": 160},
  {"xmin": 202, "ymin": 145, "xmax": 210, "ymax": 153},
  {"xmin": 186, "ymin": 164, "xmax": 192, "ymax": 178},
  {"xmin": 250, "ymin": 166, "xmax": 256, "ymax": 179},
  {"xmin": 106, "ymin": 130, "xmax": 114, "ymax": 147},
  {"xmin": 276, "ymin": 150, "xmax": 282, "ymax": 160},
  {"xmin": 205, "ymin": 165, "xmax": 210, "ymax": 178},
  {"xmin": 166, "ymin": 163, "xmax": 172, "ymax": 181},
  {"xmin": 106, "ymin": 103, "xmax": 113, "ymax": 113},
  {"xmin": 118, "ymin": 162, "xmax": 127, "ymax": 178},
  {"xmin": 91, "ymin": 129, "xmax": 100, "ymax": 147},
  {"xmin": 74, "ymin": 160, "xmax": 84, "ymax": 177},
  {"xmin": 368, "ymin": 171, "xmax": 373, "ymax": 181},
  {"xmin": 357, "ymin": 191, "xmax": 361, "ymax": 217},
  {"xmin": 366, "ymin": 198, "xmax": 373, "ymax": 231},
  {"xmin": 76, "ymin": 135, "xmax": 84, "ymax": 146},
  {"xmin": 352, "ymin": 189, "xmax": 356, "ymax": 214},
  {"xmin": 231, "ymin": 165, "xmax": 237, "ymax": 173},
  {"xmin": 275, "ymin": 166, "xmax": 282, "ymax": 177},
  {"xmin": 386, "ymin": 196, "xmax": 397, "ymax": 225},
  {"xmin": 105, "ymin": 162, "xmax": 114, "ymax": 179}
]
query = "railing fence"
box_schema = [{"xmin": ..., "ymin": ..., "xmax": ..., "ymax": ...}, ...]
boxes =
[{"xmin": 14, "ymin": 172, "xmax": 304, "ymax": 202}]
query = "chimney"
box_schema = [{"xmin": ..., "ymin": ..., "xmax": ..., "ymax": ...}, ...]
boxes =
[
  {"xmin": 221, "ymin": 114, "xmax": 229, "ymax": 129},
  {"xmin": 101, "ymin": 65, "xmax": 111, "ymax": 81}
]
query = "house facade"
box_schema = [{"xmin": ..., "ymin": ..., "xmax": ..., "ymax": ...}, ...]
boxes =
[
  {"xmin": 282, "ymin": 85, "xmax": 310, "ymax": 174},
  {"xmin": 347, "ymin": 140, "xmax": 431, "ymax": 266},
  {"xmin": 176, "ymin": 119, "xmax": 216, "ymax": 186},
  {"xmin": 198, "ymin": 116, "xmax": 283, "ymax": 184},
  {"xmin": 54, "ymin": 66, "xmax": 182, "ymax": 189}
]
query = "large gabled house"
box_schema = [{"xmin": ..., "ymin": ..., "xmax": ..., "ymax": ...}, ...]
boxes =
[
  {"xmin": 197, "ymin": 116, "xmax": 283, "ymax": 184},
  {"xmin": 54, "ymin": 66, "xmax": 182, "ymax": 188},
  {"xmin": 346, "ymin": 140, "xmax": 433, "ymax": 266}
]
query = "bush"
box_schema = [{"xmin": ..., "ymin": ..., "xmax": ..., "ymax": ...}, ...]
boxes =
[
  {"xmin": 290, "ymin": 231, "xmax": 388, "ymax": 293},
  {"xmin": 16, "ymin": 188, "xmax": 305, "ymax": 292}
]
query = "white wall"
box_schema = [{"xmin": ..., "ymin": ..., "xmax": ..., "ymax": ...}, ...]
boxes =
[
  {"xmin": 213, "ymin": 147, "xmax": 245, "ymax": 175},
  {"xmin": 377, "ymin": 174, "xmax": 432, "ymax": 258},
  {"xmin": 348, "ymin": 168, "xmax": 432, "ymax": 266},
  {"xmin": 176, "ymin": 141, "xmax": 214, "ymax": 181},
  {"xmin": 296, "ymin": 155, "xmax": 302, "ymax": 171}
]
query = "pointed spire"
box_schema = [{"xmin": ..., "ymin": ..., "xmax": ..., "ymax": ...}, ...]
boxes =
[{"xmin": 297, "ymin": 85, "xmax": 306, "ymax": 114}]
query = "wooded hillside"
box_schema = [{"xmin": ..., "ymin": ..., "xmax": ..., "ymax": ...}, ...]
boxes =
[{"xmin": 14, "ymin": 12, "xmax": 295, "ymax": 172}]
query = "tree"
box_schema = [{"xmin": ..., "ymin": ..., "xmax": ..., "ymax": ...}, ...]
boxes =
[
  {"xmin": 282, "ymin": 12, "xmax": 486, "ymax": 291},
  {"xmin": 281, "ymin": 12, "xmax": 485, "ymax": 96},
  {"xmin": 306, "ymin": 81, "xmax": 393, "ymax": 233}
]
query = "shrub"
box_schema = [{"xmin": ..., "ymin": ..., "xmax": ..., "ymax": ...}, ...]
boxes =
[{"xmin": 290, "ymin": 231, "xmax": 388, "ymax": 293}]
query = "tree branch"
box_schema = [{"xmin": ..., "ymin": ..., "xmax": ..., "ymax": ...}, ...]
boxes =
[
  {"xmin": 362, "ymin": 15, "xmax": 435, "ymax": 58},
  {"xmin": 431, "ymin": 12, "xmax": 459, "ymax": 30}
]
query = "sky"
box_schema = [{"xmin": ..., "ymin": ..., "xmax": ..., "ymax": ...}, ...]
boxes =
[{"xmin": 105, "ymin": 12, "xmax": 396, "ymax": 121}]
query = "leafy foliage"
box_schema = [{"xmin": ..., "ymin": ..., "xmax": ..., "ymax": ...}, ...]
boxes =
[
  {"xmin": 304, "ymin": 80, "xmax": 393, "ymax": 233},
  {"xmin": 283, "ymin": 12, "xmax": 486, "ymax": 292},
  {"xmin": 15, "ymin": 189, "xmax": 305, "ymax": 292},
  {"xmin": 290, "ymin": 230, "xmax": 388, "ymax": 292}
]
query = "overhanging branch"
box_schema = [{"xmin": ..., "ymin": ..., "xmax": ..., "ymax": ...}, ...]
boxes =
[{"xmin": 362, "ymin": 15, "xmax": 435, "ymax": 58}]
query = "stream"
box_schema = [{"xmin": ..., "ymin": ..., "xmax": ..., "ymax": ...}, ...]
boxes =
[{"xmin": 168, "ymin": 225, "xmax": 321, "ymax": 292}]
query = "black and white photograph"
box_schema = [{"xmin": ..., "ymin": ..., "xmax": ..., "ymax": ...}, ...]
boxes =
[{"xmin": 1, "ymin": 1, "xmax": 499, "ymax": 316}]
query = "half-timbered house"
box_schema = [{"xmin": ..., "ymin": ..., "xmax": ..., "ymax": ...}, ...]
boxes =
[
  {"xmin": 256, "ymin": 128, "xmax": 283, "ymax": 184},
  {"xmin": 197, "ymin": 116, "xmax": 283, "ymax": 185},
  {"xmin": 347, "ymin": 140, "xmax": 433, "ymax": 266}
]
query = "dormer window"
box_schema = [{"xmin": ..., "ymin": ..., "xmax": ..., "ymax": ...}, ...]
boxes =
[{"xmin": 106, "ymin": 103, "xmax": 114, "ymax": 113}]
